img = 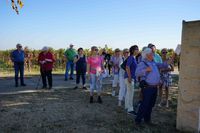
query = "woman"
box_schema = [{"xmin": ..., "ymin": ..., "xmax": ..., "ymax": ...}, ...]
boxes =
[
  {"xmin": 74, "ymin": 48, "xmax": 87, "ymax": 90},
  {"xmin": 135, "ymin": 48, "xmax": 173, "ymax": 125},
  {"xmin": 110, "ymin": 48, "xmax": 121, "ymax": 96},
  {"xmin": 38, "ymin": 46, "xmax": 55, "ymax": 89},
  {"xmin": 118, "ymin": 48, "xmax": 129, "ymax": 106},
  {"xmin": 124, "ymin": 45, "xmax": 139, "ymax": 115},
  {"xmin": 158, "ymin": 48, "xmax": 174, "ymax": 107},
  {"xmin": 87, "ymin": 46, "xmax": 104, "ymax": 103}
]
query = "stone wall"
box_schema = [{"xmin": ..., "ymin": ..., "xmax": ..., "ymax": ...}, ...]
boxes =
[{"xmin": 177, "ymin": 20, "xmax": 200, "ymax": 132}]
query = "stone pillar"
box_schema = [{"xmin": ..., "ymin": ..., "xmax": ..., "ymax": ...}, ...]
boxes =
[{"xmin": 177, "ymin": 20, "xmax": 200, "ymax": 132}]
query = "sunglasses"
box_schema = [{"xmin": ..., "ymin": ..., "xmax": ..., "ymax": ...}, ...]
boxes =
[
  {"xmin": 162, "ymin": 52, "xmax": 167, "ymax": 54},
  {"xmin": 94, "ymin": 49, "xmax": 98, "ymax": 51}
]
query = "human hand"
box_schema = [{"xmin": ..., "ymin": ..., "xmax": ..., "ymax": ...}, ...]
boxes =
[
  {"xmin": 128, "ymin": 77, "xmax": 132, "ymax": 83},
  {"xmin": 40, "ymin": 60, "xmax": 46, "ymax": 64},
  {"xmin": 146, "ymin": 67, "xmax": 152, "ymax": 72}
]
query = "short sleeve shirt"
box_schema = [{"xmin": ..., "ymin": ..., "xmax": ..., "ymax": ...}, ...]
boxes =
[
  {"xmin": 87, "ymin": 56, "xmax": 103, "ymax": 74},
  {"xmin": 124, "ymin": 56, "xmax": 137, "ymax": 80}
]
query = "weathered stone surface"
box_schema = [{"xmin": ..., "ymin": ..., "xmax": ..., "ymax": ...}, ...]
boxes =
[{"xmin": 177, "ymin": 20, "xmax": 200, "ymax": 132}]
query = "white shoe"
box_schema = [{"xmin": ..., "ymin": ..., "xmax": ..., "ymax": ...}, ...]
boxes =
[
  {"xmin": 118, "ymin": 101, "xmax": 122, "ymax": 106},
  {"xmin": 166, "ymin": 101, "xmax": 169, "ymax": 108},
  {"xmin": 112, "ymin": 91, "xmax": 116, "ymax": 96},
  {"xmin": 158, "ymin": 103, "xmax": 162, "ymax": 107}
]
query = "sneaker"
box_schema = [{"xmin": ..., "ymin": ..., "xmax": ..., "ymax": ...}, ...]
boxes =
[
  {"xmin": 21, "ymin": 84, "xmax": 26, "ymax": 86},
  {"xmin": 64, "ymin": 79, "xmax": 68, "ymax": 81},
  {"xmin": 158, "ymin": 103, "xmax": 162, "ymax": 107},
  {"xmin": 48, "ymin": 86, "xmax": 52, "ymax": 90},
  {"xmin": 42, "ymin": 86, "xmax": 47, "ymax": 89},
  {"xmin": 69, "ymin": 77, "xmax": 73, "ymax": 80},
  {"xmin": 111, "ymin": 91, "xmax": 116, "ymax": 96},
  {"xmin": 15, "ymin": 84, "xmax": 18, "ymax": 87},
  {"xmin": 118, "ymin": 101, "xmax": 122, "ymax": 106},
  {"xmin": 73, "ymin": 86, "xmax": 78, "ymax": 90},
  {"xmin": 97, "ymin": 96, "xmax": 102, "ymax": 104},
  {"xmin": 128, "ymin": 111, "xmax": 137, "ymax": 116},
  {"xmin": 166, "ymin": 101, "xmax": 169, "ymax": 108},
  {"xmin": 82, "ymin": 86, "xmax": 87, "ymax": 90},
  {"xmin": 90, "ymin": 96, "xmax": 93, "ymax": 103}
]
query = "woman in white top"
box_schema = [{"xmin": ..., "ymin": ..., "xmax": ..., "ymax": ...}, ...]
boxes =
[{"xmin": 118, "ymin": 49, "xmax": 129, "ymax": 106}]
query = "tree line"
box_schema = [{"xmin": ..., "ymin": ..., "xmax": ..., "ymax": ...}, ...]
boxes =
[{"xmin": 0, "ymin": 47, "xmax": 179, "ymax": 72}]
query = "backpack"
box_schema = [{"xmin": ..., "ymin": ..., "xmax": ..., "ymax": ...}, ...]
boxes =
[{"xmin": 120, "ymin": 58, "xmax": 128, "ymax": 71}]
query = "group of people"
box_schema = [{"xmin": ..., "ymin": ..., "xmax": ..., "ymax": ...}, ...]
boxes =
[{"xmin": 10, "ymin": 43, "xmax": 174, "ymax": 125}]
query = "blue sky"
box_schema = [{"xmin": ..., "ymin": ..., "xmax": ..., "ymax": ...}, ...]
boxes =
[{"xmin": 0, "ymin": 0, "xmax": 200, "ymax": 50}]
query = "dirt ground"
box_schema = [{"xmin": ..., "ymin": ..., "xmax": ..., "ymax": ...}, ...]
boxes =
[{"xmin": 0, "ymin": 74, "xmax": 187, "ymax": 133}]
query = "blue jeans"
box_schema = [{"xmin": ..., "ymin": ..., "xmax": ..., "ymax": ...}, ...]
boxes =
[
  {"xmin": 65, "ymin": 60, "xmax": 74, "ymax": 79},
  {"xmin": 14, "ymin": 62, "xmax": 25, "ymax": 85},
  {"xmin": 90, "ymin": 74, "xmax": 102, "ymax": 95},
  {"xmin": 135, "ymin": 87, "xmax": 157, "ymax": 123}
]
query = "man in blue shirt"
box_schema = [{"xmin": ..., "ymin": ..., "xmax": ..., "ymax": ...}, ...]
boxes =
[
  {"xmin": 11, "ymin": 44, "xmax": 26, "ymax": 87},
  {"xmin": 148, "ymin": 43, "xmax": 162, "ymax": 63},
  {"xmin": 135, "ymin": 48, "xmax": 172, "ymax": 125}
]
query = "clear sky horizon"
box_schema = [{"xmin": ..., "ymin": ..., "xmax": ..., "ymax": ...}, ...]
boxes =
[{"xmin": 0, "ymin": 0, "xmax": 200, "ymax": 50}]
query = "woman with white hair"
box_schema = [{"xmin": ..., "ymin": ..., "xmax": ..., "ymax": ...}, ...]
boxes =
[
  {"xmin": 38, "ymin": 46, "xmax": 55, "ymax": 89},
  {"xmin": 135, "ymin": 48, "xmax": 173, "ymax": 125},
  {"xmin": 110, "ymin": 48, "xmax": 121, "ymax": 96}
]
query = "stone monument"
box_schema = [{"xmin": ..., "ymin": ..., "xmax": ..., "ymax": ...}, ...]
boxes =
[{"xmin": 177, "ymin": 20, "xmax": 200, "ymax": 132}]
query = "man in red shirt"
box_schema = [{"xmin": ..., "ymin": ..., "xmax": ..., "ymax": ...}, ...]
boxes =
[{"xmin": 38, "ymin": 46, "xmax": 55, "ymax": 89}]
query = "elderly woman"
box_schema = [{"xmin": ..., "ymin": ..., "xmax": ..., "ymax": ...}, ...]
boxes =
[
  {"xmin": 135, "ymin": 48, "xmax": 172, "ymax": 125},
  {"xmin": 118, "ymin": 48, "xmax": 129, "ymax": 106},
  {"xmin": 38, "ymin": 46, "xmax": 55, "ymax": 89},
  {"xmin": 110, "ymin": 48, "xmax": 121, "ymax": 96},
  {"xmin": 158, "ymin": 48, "xmax": 174, "ymax": 107}
]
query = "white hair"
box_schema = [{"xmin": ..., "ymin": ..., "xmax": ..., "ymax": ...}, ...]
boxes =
[
  {"xmin": 142, "ymin": 48, "xmax": 152, "ymax": 59},
  {"xmin": 41, "ymin": 46, "xmax": 49, "ymax": 51}
]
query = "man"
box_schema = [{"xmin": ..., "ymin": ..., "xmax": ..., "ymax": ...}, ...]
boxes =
[
  {"xmin": 11, "ymin": 43, "xmax": 26, "ymax": 87},
  {"xmin": 38, "ymin": 46, "xmax": 55, "ymax": 89},
  {"xmin": 135, "ymin": 48, "xmax": 172, "ymax": 125},
  {"xmin": 64, "ymin": 44, "xmax": 76, "ymax": 80},
  {"xmin": 148, "ymin": 43, "xmax": 162, "ymax": 63}
]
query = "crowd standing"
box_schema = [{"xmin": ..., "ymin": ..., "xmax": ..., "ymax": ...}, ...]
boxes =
[{"xmin": 10, "ymin": 43, "xmax": 174, "ymax": 126}]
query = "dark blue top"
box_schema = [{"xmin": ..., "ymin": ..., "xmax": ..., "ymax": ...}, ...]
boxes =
[
  {"xmin": 124, "ymin": 56, "xmax": 137, "ymax": 80},
  {"xmin": 11, "ymin": 50, "xmax": 25, "ymax": 62},
  {"xmin": 75, "ymin": 55, "xmax": 87, "ymax": 74}
]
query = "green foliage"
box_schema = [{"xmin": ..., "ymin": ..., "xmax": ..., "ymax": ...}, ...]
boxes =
[{"xmin": 0, "ymin": 46, "xmax": 180, "ymax": 72}]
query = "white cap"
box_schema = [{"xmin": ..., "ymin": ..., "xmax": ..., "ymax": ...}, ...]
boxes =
[
  {"xmin": 41, "ymin": 46, "xmax": 49, "ymax": 51},
  {"xmin": 142, "ymin": 48, "xmax": 152, "ymax": 59}
]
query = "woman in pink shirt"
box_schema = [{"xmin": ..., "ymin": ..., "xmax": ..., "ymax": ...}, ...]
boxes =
[{"xmin": 87, "ymin": 46, "xmax": 104, "ymax": 103}]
